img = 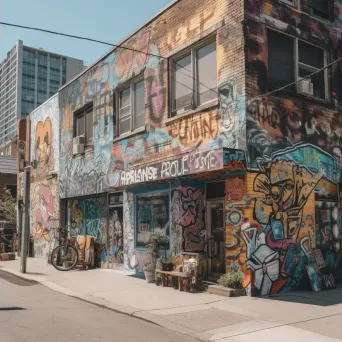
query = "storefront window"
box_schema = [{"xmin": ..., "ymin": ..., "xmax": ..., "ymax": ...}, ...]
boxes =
[{"xmin": 136, "ymin": 192, "xmax": 170, "ymax": 248}]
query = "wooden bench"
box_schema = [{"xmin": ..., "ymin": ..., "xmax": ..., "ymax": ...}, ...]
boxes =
[{"xmin": 156, "ymin": 270, "xmax": 191, "ymax": 292}]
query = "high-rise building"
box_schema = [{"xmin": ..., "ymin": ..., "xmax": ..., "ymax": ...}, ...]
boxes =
[{"xmin": 0, "ymin": 40, "xmax": 84, "ymax": 147}]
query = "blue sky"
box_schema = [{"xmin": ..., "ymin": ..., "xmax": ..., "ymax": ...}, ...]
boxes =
[{"xmin": 0, "ymin": 0, "xmax": 172, "ymax": 66}]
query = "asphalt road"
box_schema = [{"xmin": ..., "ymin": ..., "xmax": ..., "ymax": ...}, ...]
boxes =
[{"xmin": 0, "ymin": 269, "xmax": 198, "ymax": 342}]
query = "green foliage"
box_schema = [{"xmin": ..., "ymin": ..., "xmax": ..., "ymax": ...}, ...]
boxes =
[
  {"xmin": 143, "ymin": 263, "xmax": 155, "ymax": 272},
  {"xmin": 144, "ymin": 230, "xmax": 169, "ymax": 271},
  {"xmin": 0, "ymin": 190, "xmax": 16, "ymax": 224},
  {"xmin": 217, "ymin": 270, "xmax": 243, "ymax": 289}
]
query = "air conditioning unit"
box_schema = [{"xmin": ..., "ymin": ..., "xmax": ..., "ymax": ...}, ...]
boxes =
[
  {"xmin": 73, "ymin": 136, "xmax": 85, "ymax": 145},
  {"xmin": 73, "ymin": 143, "xmax": 84, "ymax": 155},
  {"xmin": 298, "ymin": 79, "xmax": 314, "ymax": 96},
  {"xmin": 73, "ymin": 135, "xmax": 85, "ymax": 155}
]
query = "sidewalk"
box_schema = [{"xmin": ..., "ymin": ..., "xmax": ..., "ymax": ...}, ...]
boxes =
[{"xmin": 1, "ymin": 257, "xmax": 342, "ymax": 342}]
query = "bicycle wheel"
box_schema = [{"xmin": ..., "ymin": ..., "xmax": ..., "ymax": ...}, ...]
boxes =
[{"xmin": 51, "ymin": 244, "xmax": 78, "ymax": 271}]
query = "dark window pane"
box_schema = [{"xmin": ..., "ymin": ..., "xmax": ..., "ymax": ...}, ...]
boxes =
[
  {"xmin": 311, "ymin": 0, "xmax": 330, "ymax": 20},
  {"xmin": 136, "ymin": 192, "xmax": 169, "ymax": 248},
  {"xmin": 85, "ymin": 107, "xmax": 93, "ymax": 144},
  {"xmin": 299, "ymin": 41, "xmax": 324, "ymax": 69},
  {"xmin": 76, "ymin": 114, "xmax": 85, "ymax": 137},
  {"xmin": 134, "ymin": 80, "xmax": 145, "ymax": 129},
  {"xmin": 197, "ymin": 41, "xmax": 217, "ymax": 105},
  {"xmin": 268, "ymin": 30, "xmax": 294, "ymax": 88},
  {"xmin": 174, "ymin": 54, "xmax": 192, "ymax": 111}
]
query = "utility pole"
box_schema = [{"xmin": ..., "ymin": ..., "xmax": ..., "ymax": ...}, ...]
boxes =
[{"xmin": 20, "ymin": 166, "xmax": 30, "ymax": 273}]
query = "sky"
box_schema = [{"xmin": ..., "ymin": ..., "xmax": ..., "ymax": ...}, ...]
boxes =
[{"xmin": 0, "ymin": 0, "xmax": 172, "ymax": 66}]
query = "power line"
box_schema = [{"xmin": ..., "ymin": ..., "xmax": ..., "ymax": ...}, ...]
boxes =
[{"xmin": 1, "ymin": 21, "xmax": 340, "ymax": 106}]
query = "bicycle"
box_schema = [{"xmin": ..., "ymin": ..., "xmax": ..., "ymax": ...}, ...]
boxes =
[{"xmin": 50, "ymin": 226, "xmax": 79, "ymax": 271}]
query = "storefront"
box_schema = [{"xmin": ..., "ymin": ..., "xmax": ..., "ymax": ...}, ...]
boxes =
[{"xmin": 110, "ymin": 148, "xmax": 247, "ymax": 279}]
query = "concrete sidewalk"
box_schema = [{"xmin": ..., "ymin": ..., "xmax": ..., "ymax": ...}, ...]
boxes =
[{"xmin": 1, "ymin": 257, "xmax": 342, "ymax": 342}]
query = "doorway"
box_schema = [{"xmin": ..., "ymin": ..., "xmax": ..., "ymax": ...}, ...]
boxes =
[
  {"xmin": 108, "ymin": 193, "xmax": 124, "ymax": 267},
  {"xmin": 206, "ymin": 199, "xmax": 225, "ymax": 282}
]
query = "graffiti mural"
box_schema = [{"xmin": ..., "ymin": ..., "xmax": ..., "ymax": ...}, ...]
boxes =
[
  {"xmin": 30, "ymin": 95, "xmax": 59, "ymax": 180},
  {"xmin": 171, "ymin": 185, "xmax": 205, "ymax": 253},
  {"xmin": 30, "ymin": 180, "xmax": 59, "ymax": 258},
  {"xmin": 226, "ymin": 144, "xmax": 341, "ymax": 295},
  {"xmin": 68, "ymin": 196, "xmax": 107, "ymax": 267},
  {"xmin": 29, "ymin": 95, "xmax": 60, "ymax": 258}
]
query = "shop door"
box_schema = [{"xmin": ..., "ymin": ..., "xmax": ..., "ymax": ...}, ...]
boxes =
[
  {"xmin": 207, "ymin": 200, "xmax": 225, "ymax": 282},
  {"xmin": 108, "ymin": 206, "xmax": 124, "ymax": 265}
]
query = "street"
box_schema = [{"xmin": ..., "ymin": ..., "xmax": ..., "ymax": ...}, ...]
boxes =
[{"xmin": 0, "ymin": 270, "xmax": 198, "ymax": 342}]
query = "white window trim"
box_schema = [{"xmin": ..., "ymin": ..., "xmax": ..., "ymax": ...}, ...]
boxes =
[
  {"xmin": 280, "ymin": 0, "xmax": 299, "ymax": 9},
  {"xmin": 117, "ymin": 76, "xmax": 145, "ymax": 136},
  {"xmin": 295, "ymin": 38, "xmax": 328, "ymax": 101},
  {"xmin": 170, "ymin": 36, "xmax": 218, "ymax": 116}
]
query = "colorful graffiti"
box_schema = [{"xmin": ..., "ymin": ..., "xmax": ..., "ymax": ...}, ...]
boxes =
[
  {"xmin": 228, "ymin": 144, "xmax": 341, "ymax": 295},
  {"xmin": 171, "ymin": 185, "xmax": 205, "ymax": 252},
  {"xmin": 30, "ymin": 180, "xmax": 59, "ymax": 258},
  {"xmin": 69, "ymin": 197, "xmax": 107, "ymax": 267},
  {"xmin": 168, "ymin": 111, "xmax": 219, "ymax": 149},
  {"xmin": 29, "ymin": 95, "xmax": 60, "ymax": 258}
]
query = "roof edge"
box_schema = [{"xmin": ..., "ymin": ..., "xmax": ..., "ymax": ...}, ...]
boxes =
[{"xmin": 59, "ymin": 0, "xmax": 180, "ymax": 92}]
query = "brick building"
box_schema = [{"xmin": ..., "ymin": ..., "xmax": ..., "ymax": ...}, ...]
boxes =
[{"xmin": 25, "ymin": 0, "xmax": 342, "ymax": 295}]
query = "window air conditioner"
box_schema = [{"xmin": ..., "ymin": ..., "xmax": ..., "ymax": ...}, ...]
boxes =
[
  {"xmin": 73, "ymin": 136, "xmax": 85, "ymax": 155},
  {"xmin": 298, "ymin": 79, "xmax": 314, "ymax": 96}
]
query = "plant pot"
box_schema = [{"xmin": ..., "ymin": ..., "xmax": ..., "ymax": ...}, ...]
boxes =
[{"xmin": 144, "ymin": 271, "xmax": 155, "ymax": 283}]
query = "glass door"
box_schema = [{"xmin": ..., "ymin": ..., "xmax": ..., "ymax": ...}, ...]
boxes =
[{"xmin": 207, "ymin": 200, "xmax": 225, "ymax": 282}]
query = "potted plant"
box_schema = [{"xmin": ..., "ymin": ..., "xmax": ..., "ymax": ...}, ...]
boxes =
[
  {"xmin": 143, "ymin": 263, "xmax": 156, "ymax": 283},
  {"xmin": 209, "ymin": 269, "xmax": 245, "ymax": 297},
  {"xmin": 143, "ymin": 230, "xmax": 169, "ymax": 283}
]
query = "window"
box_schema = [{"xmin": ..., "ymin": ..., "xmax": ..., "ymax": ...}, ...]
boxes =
[
  {"xmin": 281, "ymin": 0, "xmax": 333, "ymax": 21},
  {"xmin": 136, "ymin": 192, "xmax": 170, "ymax": 248},
  {"xmin": 118, "ymin": 79, "xmax": 145, "ymax": 135},
  {"xmin": 311, "ymin": 0, "xmax": 332, "ymax": 20},
  {"xmin": 268, "ymin": 29, "xmax": 327, "ymax": 100},
  {"xmin": 171, "ymin": 40, "xmax": 217, "ymax": 115},
  {"xmin": 74, "ymin": 104, "xmax": 93, "ymax": 146}
]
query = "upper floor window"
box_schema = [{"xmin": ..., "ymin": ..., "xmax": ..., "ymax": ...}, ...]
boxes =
[
  {"xmin": 170, "ymin": 40, "xmax": 217, "ymax": 115},
  {"xmin": 281, "ymin": 0, "xmax": 333, "ymax": 21},
  {"xmin": 268, "ymin": 29, "xmax": 327, "ymax": 100},
  {"xmin": 118, "ymin": 79, "xmax": 145, "ymax": 136},
  {"xmin": 74, "ymin": 103, "xmax": 93, "ymax": 146}
]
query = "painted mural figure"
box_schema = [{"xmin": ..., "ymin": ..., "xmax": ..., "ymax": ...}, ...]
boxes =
[{"xmin": 245, "ymin": 156, "xmax": 325, "ymax": 295}]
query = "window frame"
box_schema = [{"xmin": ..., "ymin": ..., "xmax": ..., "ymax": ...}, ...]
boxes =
[
  {"xmin": 115, "ymin": 76, "xmax": 146, "ymax": 137},
  {"xmin": 267, "ymin": 28, "xmax": 328, "ymax": 101},
  {"xmin": 73, "ymin": 102, "xmax": 94, "ymax": 147},
  {"xmin": 134, "ymin": 190, "xmax": 170, "ymax": 249},
  {"xmin": 280, "ymin": 0, "xmax": 333, "ymax": 21},
  {"xmin": 169, "ymin": 36, "xmax": 218, "ymax": 116}
]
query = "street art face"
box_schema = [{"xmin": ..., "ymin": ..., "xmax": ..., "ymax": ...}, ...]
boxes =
[
  {"xmin": 29, "ymin": 95, "xmax": 60, "ymax": 258},
  {"xmin": 30, "ymin": 95, "xmax": 59, "ymax": 178},
  {"xmin": 254, "ymin": 158, "xmax": 324, "ymax": 240},
  {"xmin": 231, "ymin": 144, "xmax": 342, "ymax": 295},
  {"xmin": 35, "ymin": 117, "xmax": 53, "ymax": 169}
]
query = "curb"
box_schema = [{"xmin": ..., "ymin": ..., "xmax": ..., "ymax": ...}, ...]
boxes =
[{"xmin": 0, "ymin": 266, "xmax": 205, "ymax": 342}]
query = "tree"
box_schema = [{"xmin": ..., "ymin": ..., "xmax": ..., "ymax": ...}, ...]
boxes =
[{"xmin": 0, "ymin": 190, "xmax": 17, "ymax": 223}]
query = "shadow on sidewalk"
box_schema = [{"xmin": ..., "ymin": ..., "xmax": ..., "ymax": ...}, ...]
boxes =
[{"xmin": 261, "ymin": 285, "xmax": 342, "ymax": 307}]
